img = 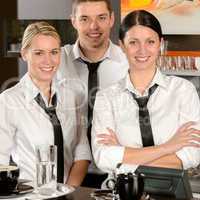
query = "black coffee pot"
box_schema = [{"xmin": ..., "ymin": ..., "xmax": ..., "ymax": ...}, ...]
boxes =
[{"xmin": 115, "ymin": 173, "xmax": 144, "ymax": 200}]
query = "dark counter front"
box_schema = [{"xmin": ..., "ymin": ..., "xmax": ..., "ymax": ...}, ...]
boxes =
[
  {"xmin": 52, "ymin": 187, "xmax": 200, "ymax": 200},
  {"xmin": 62, "ymin": 187, "xmax": 95, "ymax": 200}
]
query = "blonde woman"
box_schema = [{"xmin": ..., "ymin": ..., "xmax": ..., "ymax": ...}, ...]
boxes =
[{"xmin": 0, "ymin": 22, "xmax": 91, "ymax": 187}]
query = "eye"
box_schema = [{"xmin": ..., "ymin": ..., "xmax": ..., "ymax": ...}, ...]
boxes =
[
  {"xmin": 129, "ymin": 40, "xmax": 137, "ymax": 45},
  {"xmin": 34, "ymin": 51, "xmax": 43, "ymax": 56},
  {"xmin": 98, "ymin": 15, "xmax": 107, "ymax": 21},
  {"xmin": 79, "ymin": 16, "xmax": 89, "ymax": 23},
  {"xmin": 51, "ymin": 49, "xmax": 60, "ymax": 55},
  {"xmin": 148, "ymin": 40, "xmax": 155, "ymax": 44}
]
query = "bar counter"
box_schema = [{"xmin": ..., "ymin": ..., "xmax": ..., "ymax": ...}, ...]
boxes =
[
  {"xmin": 64, "ymin": 187, "xmax": 95, "ymax": 200},
  {"xmin": 52, "ymin": 187, "xmax": 200, "ymax": 200}
]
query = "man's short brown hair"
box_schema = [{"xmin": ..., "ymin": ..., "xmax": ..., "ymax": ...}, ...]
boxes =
[{"xmin": 72, "ymin": 0, "xmax": 112, "ymax": 16}]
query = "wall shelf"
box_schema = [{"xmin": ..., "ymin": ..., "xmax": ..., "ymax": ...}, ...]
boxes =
[
  {"xmin": 6, "ymin": 50, "xmax": 20, "ymax": 57},
  {"xmin": 161, "ymin": 70, "xmax": 200, "ymax": 76}
]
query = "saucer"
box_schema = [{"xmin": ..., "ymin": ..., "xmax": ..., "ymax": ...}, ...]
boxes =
[
  {"xmin": 41, "ymin": 184, "xmax": 75, "ymax": 200},
  {"xmin": 0, "ymin": 183, "xmax": 34, "ymax": 199},
  {"xmin": 24, "ymin": 183, "xmax": 75, "ymax": 200}
]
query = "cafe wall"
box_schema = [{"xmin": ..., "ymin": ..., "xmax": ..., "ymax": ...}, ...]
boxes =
[
  {"xmin": 0, "ymin": 0, "xmax": 200, "ymax": 94},
  {"xmin": 0, "ymin": 0, "xmax": 120, "ymax": 89},
  {"xmin": 120, "ymin": 0, "xmax": 200, "ymax": 96}
]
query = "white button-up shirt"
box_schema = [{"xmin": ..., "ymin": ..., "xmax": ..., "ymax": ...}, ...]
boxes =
[
  {"xmin": 92, "ymin": 69, "xmax": 200, "ymax": 173},
  {"xmin": 57, "ymin": 40, "xmax": 129, "ymax": 125},
  {"xmin": 0, "ymin": 73, "xmax": 91, "ymax": 182}
]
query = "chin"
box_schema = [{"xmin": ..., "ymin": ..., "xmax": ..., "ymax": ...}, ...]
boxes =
[
  {"xmin": 41, "ymin": 71, "xmax": 55, "ymax": 78},
  {"xmin": 88, "ymin": 37, "xmax": 104, "ymax": 46},
  {"xmin": 132, "ymin": 64, "xmax": 155, "ymax": 72},
  {"xmin": 92, "ymin": 41, "xmax": 105, "ymax": 49},
  {"xmin": 39, "ymin": 75, "xmax": 54, "ymax": 83}
]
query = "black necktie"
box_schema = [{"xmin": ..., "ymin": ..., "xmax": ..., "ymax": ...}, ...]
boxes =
[
  {"xmin": 131, "ymin": 84, "xmax": 158, "ymax": 147},
  {"xmin": 82, "ymin": 60, "xmax": 102, "ymax": 144},
  {"xmin": 35, "ymin": 93, "xmax": 64, "ymax": 183}
]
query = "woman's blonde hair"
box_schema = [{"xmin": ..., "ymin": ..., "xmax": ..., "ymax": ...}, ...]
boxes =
[{"xmin": 21, "ymin": 21, "xmax": 61, "ymax": 50}]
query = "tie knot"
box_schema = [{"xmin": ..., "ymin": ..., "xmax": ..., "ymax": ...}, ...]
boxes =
[
  {"xmin": 131, "ymin": 84, "xmax": 158, "ymax": 108},
  {"xmin": 34, "ymin": 93, "xmax": 57, "ymax": 111},
  {"xmin": 82, "ymin": 60, "xmax": 102, "ymax": 73}
]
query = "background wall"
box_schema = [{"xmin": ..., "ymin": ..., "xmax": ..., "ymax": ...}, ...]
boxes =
[
  {"xmin": 17, "ymin": 0, "xmax": 72, "ymax": 19},
  {"xmin": 1, "ymin": 0, "xmax": 200, "ymax": 93},
  {"xmin": 0, "ymin": 0, "xmax": 18, "ymax": 91}
]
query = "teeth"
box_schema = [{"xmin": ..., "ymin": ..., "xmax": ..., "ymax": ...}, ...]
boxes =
[
  {"xmin": 41, "ymin": 67, "xmax": 54, "ymax": 72},
  {"xmin": 88, "ymin": 33, "xmax": 101, "ymax": 38},
  {"xmin": 135, "ymin": 57, "xmax": 149, "ymax": 62}
]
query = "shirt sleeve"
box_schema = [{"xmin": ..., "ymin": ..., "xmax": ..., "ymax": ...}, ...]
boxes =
[
  {"xmin": 91, "ymin": 90, "xmax": 125, "ymax": 173},
  {"xmin": 0, "ymin": 94, "xmax": 16, "ymax": 165},
  {"xmin": 176, "ymin": 82, "xmax": 200, "ymax": 169}
]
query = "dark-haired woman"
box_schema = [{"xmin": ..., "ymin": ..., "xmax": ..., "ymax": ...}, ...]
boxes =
[{"xmin": 91, "ymin": 10, "xmax": 200, "ymax": 175}]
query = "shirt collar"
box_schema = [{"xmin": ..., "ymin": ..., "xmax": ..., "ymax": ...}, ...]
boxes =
[
  {"xmin": 122, "ymin": 68, "xmax": 168, "ymax": 96},
  {"xmin": 72, "ymin": 40, "xmax": 82, "ymax": 60},
  {"xmin": 20, "ymin": 73, "xmax": 63, "ymax": 105},
  {"xmin": 72, "ymin": 40, "xmax": 122, "ymax": 63},
  {"xmin": 105, "ymin": 41, "xmax": 125, "ymax": 63}
]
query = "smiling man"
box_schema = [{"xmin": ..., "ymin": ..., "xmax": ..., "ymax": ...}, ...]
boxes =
[{"xmin": 57, "ymin": 0, "xmax": 128, "ymax": 188}]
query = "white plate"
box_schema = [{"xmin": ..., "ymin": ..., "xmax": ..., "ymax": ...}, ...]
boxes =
[{"xmin": 24, "ymin": 184, "xmax": 75, "ymax": 200}]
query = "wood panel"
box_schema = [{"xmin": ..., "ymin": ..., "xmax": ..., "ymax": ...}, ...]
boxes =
[
  {"xmin": 166, "ymin": 51, "xmax": 200, "ymax": 57},
  {"xmin": 0, "ymin": 0, "xmax": 17, "ymax": 18}
]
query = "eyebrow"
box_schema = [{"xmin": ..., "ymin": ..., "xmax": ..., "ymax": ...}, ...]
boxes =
[
  {"xmin": 32, "ymin": 48, "xmax": 60, "ymax": 51},
  {"xmin": 99, "ymin": 13, "xmax": 109, "ymax": 16},
  {"xmin": 79, "ymin": 13, "xmax": 109, "ymax": 18},
  {"xmin": 33, "ymin": 48, "xmax": 60, "ymax": 51},
  {"xmin": 127, "ymin": 36, "xmax": 157, "ymax": 41},
  {"xmin": 126, "ymin": 37, "xmax": 138, "ymax": 41}
]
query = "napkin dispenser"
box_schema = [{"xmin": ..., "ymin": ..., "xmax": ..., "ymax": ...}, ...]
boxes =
[{"xmin": 136, "ymin": 165, "xmax": 193, "ymax": 200}]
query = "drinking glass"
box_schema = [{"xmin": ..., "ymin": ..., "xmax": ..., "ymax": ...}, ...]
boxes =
[
  {"xmin": 159, "ymin": 40, "xmax": 168, "ymax": 70},
  {"xmin": 175, "ymin": 56, "xmax": 183, "ymax": 71},
  {"xmin": 36, "ymin": 145, "xmax": 57, "ymax": 195}
]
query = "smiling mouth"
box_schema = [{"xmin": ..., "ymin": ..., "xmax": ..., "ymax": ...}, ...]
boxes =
[
  {"xmin": 87, "ymin": 32, "xmax": 102, "ymax": 38},
  {"xmin": 40, "ymin": 66, "xmax": 55, "ymax": 72},
  {"xmin": 135, "ymin": 56, "xmax": 150, "ymax": 62}
]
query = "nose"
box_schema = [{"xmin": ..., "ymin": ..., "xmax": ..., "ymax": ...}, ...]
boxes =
[
  {"xmin": 137, "ymin": 43, "xmax": 146, "ymax": 54},
  {"xmin": 43, "ymin": 53, "xmax": 52, "ymax": 65},
  {"xmin": 89, "ymin": 19, "xmax": 99, "ymax": 30}
]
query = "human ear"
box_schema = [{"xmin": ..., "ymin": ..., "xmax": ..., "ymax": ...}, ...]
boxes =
[
  {"xmin": 110, "ymin": 12, "xmax": 115, "ymax": 28},
  {"xmin": 71, "ymin": 15, "xmax": 78, "ymax": 30},
  {"xmin": 119, "ymin": 40, "xmax": 126, "ymax": 53},
  {"xmin": 21, "ymin": 49, "xmax": 28, "ymax": 61}
]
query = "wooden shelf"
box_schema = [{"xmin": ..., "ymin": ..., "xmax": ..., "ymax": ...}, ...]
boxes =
[
  {"xmin": 161, "ymin": 69, "xmax": 200, "ymax": 76},
  {"xmin": 166, "ymin": 51, "xmax": 200, "ymax": 57},
  {"xmin": 6, "ymin": 50, "xmax": 20, "ymax": 57}
]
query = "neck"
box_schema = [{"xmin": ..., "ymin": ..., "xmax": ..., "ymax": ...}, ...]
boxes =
[
  {"xmin": 29, "ymin": 74, "xmax": 51, "ymax": 102},
  {"xmin": 129, "ymin": 67, "xmax": 156, "ymax": 95},
  {"xmin": 79, "ymin": 40, "xmax": 109, "ymax": 62}
]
